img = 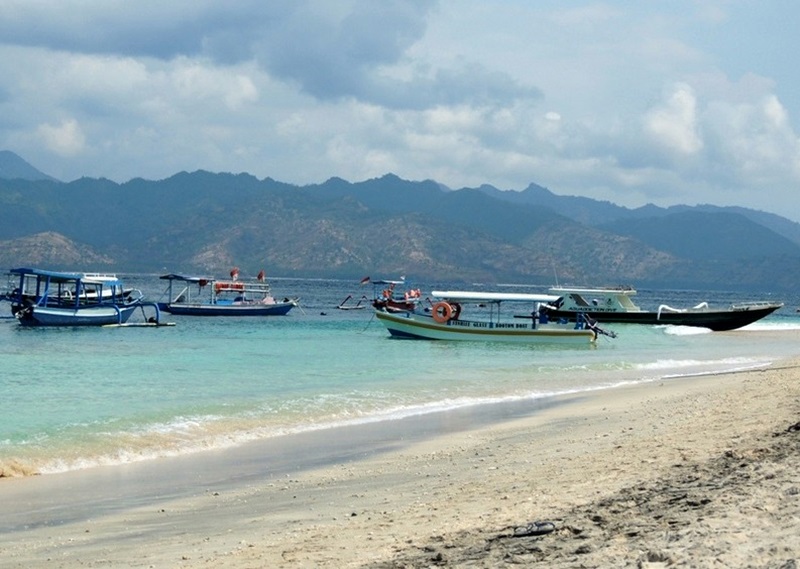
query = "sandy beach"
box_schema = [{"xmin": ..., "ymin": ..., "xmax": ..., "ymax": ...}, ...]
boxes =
[{"xmin": 1, "ymin": 357, "xmax": 799, "ymax": 568}]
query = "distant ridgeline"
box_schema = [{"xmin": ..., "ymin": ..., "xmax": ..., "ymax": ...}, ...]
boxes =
[
  {"xmin": 1, "ymin": 151, "xmax": 799, "ymax": 291},
  {"xmin": 0, "ymin": 150, "xmax": 59, "ymax": 182}
]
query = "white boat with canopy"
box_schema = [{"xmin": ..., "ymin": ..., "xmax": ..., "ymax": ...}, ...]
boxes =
[{"xmin": 374, "ymin": 290, "xmax": 614, "ymax": 344}]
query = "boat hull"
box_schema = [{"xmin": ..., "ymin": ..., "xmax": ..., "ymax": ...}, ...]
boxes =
[
  {"xmin": 159, "ymin": 302, "xmax": 295, "ymax": 316},
  {"xmin": 18, "ymin": 304, "xmax": 139, "ymax": 326},
  {"xmin": 375, "ymin": 310, "xmax": 596, "ymax": 344},
  {"xmin": 548, "ymin": 304, "xmax": 782, "ymax": 331}
]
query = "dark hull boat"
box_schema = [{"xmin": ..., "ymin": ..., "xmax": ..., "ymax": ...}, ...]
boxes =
[{"xmin": 546, "ymin": 286, "xmax": 782, "ymax": 332}]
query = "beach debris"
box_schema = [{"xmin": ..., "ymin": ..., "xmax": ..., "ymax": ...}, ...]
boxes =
[{"xmin": 512, "ymin": 520, "xmax": 555, "ymax": 537}]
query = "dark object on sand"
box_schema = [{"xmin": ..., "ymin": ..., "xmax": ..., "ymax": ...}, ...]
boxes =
[{"xmin": 512, "ymin": 521, "xmax": 555, "ymax": 537}]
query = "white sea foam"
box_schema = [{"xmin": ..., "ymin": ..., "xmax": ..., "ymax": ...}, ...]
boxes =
[
  {"xmin": 634, "ymin": 356, "xmax": 763, "ymax": 371},
  {"xmin": 659, "ymin": 325, "xmax": 712, "ymax": 335},
  {"xmin": 741, "ymin": 321, "xmax": 800, "ymax": 331}
]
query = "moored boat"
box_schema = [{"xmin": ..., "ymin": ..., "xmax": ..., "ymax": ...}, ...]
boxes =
[
  {"xmin": 375, "ymin": 290, "xmax": 613, "ymax": 343},
  {"xmin": 336, "ymin": 294, "xmax": 369, "ymax": 310},
  {"xmin": 158, "ymin": 269, "xmax": 298, "ymax": 316},
  {"xmin": 546, "ymin": 286, "xmax": 783, "ymax": 331},
  {"xmin": 4, "ymin": 267, "xmax": 158, "ymax": 327},
  {"xmin": 358, "ymin": 276, "xmax": 425, "ymax": 313}
]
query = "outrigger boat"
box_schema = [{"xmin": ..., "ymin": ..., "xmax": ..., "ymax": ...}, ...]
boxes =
[
  {"xmin": 158, "ymin": 269, "xmax": 298, "ymax": 316},
  {"xmin": 546, "ymin": 286, "xmax": 783, "ymax": 331},
  {"xmin": 2, "ymin": 271, "xmax": 136, "ymax": 306},
  {"xmin": 4, "ymin": 267, "xmax": 164, "ymax": 327},
  {"xmin": 336, "ymin": 294, "xmax": 369, "ymax": 310},
  {"xmin": 346, "ymin": 276, "xmax": 424, "ymax": 313},
  {"xmin": 374, "ymin": 290, "xmax": 614, "ymax": 344}
]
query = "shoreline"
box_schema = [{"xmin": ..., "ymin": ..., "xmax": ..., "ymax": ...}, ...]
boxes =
[
  {"xmin": 0, "ymin": 358, "xmax": 776, "ymax": 482},
  {"xmin": 1, "ymin": 359, "xmax": 798, "ymax": 567}
]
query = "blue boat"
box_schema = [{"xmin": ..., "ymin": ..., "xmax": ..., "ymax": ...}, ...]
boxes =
[
  {"xmin": 4, "ymin": 267, "xmax": 160, "ymax": 327},
  {"xmin": 158, "ymin": 270, "xmax": 298, "ymax": 316}
]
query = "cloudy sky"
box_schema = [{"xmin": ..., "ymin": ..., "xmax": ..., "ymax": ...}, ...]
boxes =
[{"xmin": 2, "ymin": 1, "xmax": 799, "ymax": 220}]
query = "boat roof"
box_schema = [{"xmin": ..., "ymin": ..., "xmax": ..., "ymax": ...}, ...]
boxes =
[
  {"xmin": 432, "ymin": 290, "xmax": 561, "ymax": 303},
  {"xmin": 159, "ymin": 274, "xmax": 214, "ymax": 283},
  {"xmin": 10, "ymin": 267, "xmax": 122, "ymax": 285},
  {"xmin": 550, "ymin": 286, "xmax": 637, "ymax": 296},
  {"xmin": 370, "ymin": 278, "xmax": 406, "ymax": 285}
]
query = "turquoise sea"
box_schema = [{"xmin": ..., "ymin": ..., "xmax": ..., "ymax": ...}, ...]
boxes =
[{"xmin": 1, "ymin": 275, "xmax": 799, "ymax": 478}]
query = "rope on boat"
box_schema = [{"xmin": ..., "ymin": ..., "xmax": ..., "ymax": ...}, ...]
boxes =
[{"xmin": 359, "ymin": 310, "xmax": 377, "ymax": 333}]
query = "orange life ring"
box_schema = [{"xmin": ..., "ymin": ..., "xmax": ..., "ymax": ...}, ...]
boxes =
[{"xmin": 432, "ymin": 301, "xmax": 453, "ymax": 323}]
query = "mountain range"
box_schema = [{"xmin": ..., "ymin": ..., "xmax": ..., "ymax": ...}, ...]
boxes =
[{"xmin": 1, "ymin": 150, "xmax": 798, "ymax": 291}]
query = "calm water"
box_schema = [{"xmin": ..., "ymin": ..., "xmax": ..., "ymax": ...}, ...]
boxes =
[{"xmin": 1, "ymin": 275, "xmax": 798, "ymax": 477}]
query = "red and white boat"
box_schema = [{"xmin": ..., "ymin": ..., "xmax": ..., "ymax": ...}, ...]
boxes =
[{"xmin": 158, "ymin": 268, "xmax": 298, "ymax": 316}]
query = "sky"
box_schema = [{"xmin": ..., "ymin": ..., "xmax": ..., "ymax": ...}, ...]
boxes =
[{"xmin": 2, "ymin": 1, "xmax": 800, "ymax": 221}]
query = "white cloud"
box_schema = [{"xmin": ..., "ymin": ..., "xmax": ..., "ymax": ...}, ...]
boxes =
[
  {"xmin": 644, "ymin": 83, "xmax": 703, "ymax": 155},
  {"xmin": 225, "ymin": 76, "xmax": 259, "ymax": 110},
  {"xmin": 37, "ymin": 119, "xmax": 86, "ymax": 156},
  {"xmin": 706, "ymin": 94, "xmax": 800, "ymax": 185}
]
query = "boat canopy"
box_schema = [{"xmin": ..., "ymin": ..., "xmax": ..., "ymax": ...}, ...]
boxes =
[
  {"xmin": 11, "ymin": 267, "xmax": 84, "ymax": 282},
  {"xmin": 10, "ymin": 267, "xmax": 123, "ymax": 287},
  {"xmin": 431, "ymin": 290, "xmax": 561, "ymax": 303},
  {"xmin": 549, "ymin": 286, "xmax": 637, "ymax": 296},
  {"xmin": 159, "ymin": 274, "xmax": 214, "ymax": 284}
]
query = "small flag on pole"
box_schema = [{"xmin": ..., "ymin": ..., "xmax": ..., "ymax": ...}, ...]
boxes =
[{"xmin": 360, "ymin": 276, "xmax": 370, "ymax": 285}]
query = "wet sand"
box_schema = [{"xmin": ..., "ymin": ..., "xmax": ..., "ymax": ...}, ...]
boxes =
[{"xmin": 1, "ymin": 359, "xmax": 798, "ymax": 568}]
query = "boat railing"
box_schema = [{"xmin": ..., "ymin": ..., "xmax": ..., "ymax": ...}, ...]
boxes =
[
  {"xmin": 730, "ymin": 301, "xmax": 783, "ymax": 310},
  {"xmin": 214, "ymin": 282, "xmax": 272, "ymax": 295},
  {"xmin": 659, "ymin": 300, "xmax": 781, "ymax": 318},
  {"xmin": 66, "ymin": 288, "xmax": 144, "ymax": 307},
  {"xmin": 81, "ymin": 272, "xmax": 120, "ymax": 282},
  {"xmin": 657, "ymin": 303, "xmax": 699, "ymax": 317}
]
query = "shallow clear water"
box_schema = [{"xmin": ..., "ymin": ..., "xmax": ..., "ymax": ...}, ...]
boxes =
[{"xmin": 1, "ymin": 275, "xmax": 798, "ymax": 476}]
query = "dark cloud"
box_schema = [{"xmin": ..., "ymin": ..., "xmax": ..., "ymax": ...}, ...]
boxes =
[
  {"xmin": 0, "ymin": 0, "xmax": 535, "ymax": 109},
  {"xmin": 0, "ymin": 0, "xmax": 272, "ymax": 59}
]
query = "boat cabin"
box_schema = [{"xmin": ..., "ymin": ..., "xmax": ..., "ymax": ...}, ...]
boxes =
[{"xmin": 549, "ymin": 286, "xmax": 643, "ymax": 314}]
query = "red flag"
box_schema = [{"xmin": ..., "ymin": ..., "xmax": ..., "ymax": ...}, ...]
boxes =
[
  {"xmin": 360, "ymin": 276, "xmax": 370, "ymax": 285},
  {"xmin": 257, "ymin": 270, "xmax": 265, "ymax": 282}
]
